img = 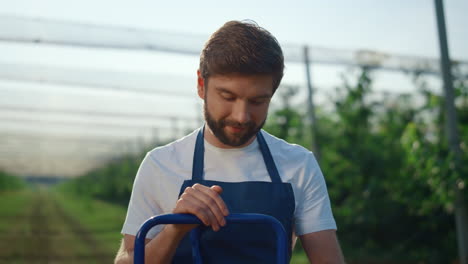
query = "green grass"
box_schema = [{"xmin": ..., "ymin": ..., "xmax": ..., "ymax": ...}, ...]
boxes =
[
  {"xmin": 53, "ymin": 191, "xmax": 128, "ymax": 253},
  {"xmin": 0, "ymin": 190, "xmax": 32, "ymax": 232},
  {"xmin": 0, "ymin": 188, "xmax": 122, "ymax": 263},
  {"xmin": 290, "ymin": 250, "xmax": 309, "ymax": 263}
]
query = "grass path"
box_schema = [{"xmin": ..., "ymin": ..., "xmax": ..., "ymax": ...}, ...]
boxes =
[{"xmin": 0, "ymin": 188, "xmax": 120, "ymax": 263}]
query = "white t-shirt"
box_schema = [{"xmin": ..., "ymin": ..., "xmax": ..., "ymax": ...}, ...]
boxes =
[{"xmin": 121, "ymin": 128, "xmax": 337, "ymax": 238}]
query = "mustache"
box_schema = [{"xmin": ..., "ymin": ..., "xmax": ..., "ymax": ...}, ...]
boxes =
[{"xmin": 219, "ymin": 119, "xmax": 256, "ymax": 128}]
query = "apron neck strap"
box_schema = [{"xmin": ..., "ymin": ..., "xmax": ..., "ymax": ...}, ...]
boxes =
[
  {"xmin": 256, "ymin": 131, "xmax": 282, "ymax": 183},
  {"xmin": 192, "ymin": 127, "xmax": 205, "ymax": 181},
  {"xmin": 191, "ymin": 126, "xmax": 282, "ymax": 183}
]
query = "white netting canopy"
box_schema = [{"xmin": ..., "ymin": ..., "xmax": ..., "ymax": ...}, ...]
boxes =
[
  {"xmin": 1, "ymin": 15, "xmax": 467, "ymax": 75},
  {"xmin": 0, "ymin": 15, "xmax": 466, "ymax": 177}
]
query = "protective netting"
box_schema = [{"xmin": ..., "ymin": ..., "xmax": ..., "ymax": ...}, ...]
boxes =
[
  {"xmin": 1, "ymin": 15, "xmax": 467, "ymax": 76},
  {"xmin": 1, "ymin": 14, "xmax": 467, "ymax": 177},
  {"xmin": 0, "ymin": 63, "xmax": 195, "ymax": 97}
]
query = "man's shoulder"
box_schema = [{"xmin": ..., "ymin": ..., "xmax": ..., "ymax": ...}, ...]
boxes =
[{"xmin": 260, "ymin": 130, "xmax": 315, "ymax": 163}]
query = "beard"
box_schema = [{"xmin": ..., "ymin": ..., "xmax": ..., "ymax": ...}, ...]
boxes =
[{"xmin": 204, "ymin": 102, "xmax": 266, "ymax": 147}]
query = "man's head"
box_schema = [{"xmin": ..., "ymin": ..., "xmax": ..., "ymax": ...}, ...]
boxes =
[
  {"xmin": 199, "ymin": 20, "xmax": 284, "ymax": 93},
  {"xmin": 197, "ymin": 21, "xmax": 284, "ymax": 148}
]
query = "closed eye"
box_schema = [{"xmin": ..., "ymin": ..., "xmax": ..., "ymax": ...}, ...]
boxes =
[
  {"xmin": 249, "ymin": 98, "xmax": 270, "ymax": 106},
  {"xmin": 250, "ymin": 100, "xmax": 264, "ymax": 105},
  {"xmin": 221, "ymin": 95, "xmax": 236, "ymax": 101},
  {"xmin": 219, "ymin": 90, "xmax": 236, "ymax": 101}
]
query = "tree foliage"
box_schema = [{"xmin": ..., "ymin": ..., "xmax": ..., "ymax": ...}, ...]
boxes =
[
  {"xmin": 58, "ymin": 156, "xmax": 143, "ymax": 206},
  {"xmin": 266, "ymin": 68, "xmax": 467, "ymax": 262}
]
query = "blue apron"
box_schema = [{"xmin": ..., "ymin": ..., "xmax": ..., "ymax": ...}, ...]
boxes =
[{"xmin": 173, "ymin": 127, "xmax": 295, "ymax": 263}]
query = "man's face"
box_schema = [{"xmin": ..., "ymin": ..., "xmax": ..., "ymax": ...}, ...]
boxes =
[{"xmin": 198, "ymin": 72, "xmax": 274, "ymax": 148}]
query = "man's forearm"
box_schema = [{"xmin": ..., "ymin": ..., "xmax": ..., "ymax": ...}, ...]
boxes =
[
  {"xmin": 301, "ymin": 230, "xmax": 345, "ymax": 264},
  {"xmin": 115, "ymin": 224, "xmax": 189, "ymax": 264},
  {"xmin": 145, "ymin": 224, "xmax": 188, "ymax": 264}
]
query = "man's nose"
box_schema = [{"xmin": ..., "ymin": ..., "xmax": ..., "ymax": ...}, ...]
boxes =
[{"xmin": 231, "ymin": 101, "xmax": 251, "ymax": 124}]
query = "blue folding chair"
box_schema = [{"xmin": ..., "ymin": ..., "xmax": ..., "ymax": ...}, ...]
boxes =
[{"xmin": 134, "ymin": 213, "xmax": 288, "ymax": 264}]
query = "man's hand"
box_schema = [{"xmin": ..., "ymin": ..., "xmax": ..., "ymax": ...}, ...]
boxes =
[
  {"xmin": 172, "ymin": 184, "xmax": 229, "ymax": 233},
  {"xmin": 115, "ymin": 184, "xmax": 230, "ymax": 264}
]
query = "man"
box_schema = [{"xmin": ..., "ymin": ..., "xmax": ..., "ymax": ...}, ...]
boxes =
[{"xmin": 115, "ymin": 20, "xmax": 345, "ymax": 264}]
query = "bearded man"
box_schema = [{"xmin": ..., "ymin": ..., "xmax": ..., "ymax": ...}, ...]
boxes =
[{"xmin": 115, "ymin": 20, "xmax": 345, "ymax": 264}]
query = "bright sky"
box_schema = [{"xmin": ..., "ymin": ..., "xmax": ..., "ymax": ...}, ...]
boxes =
[
  {"xmin": 1, "ymin": 0, "xmax": 467, "ymax": 177},
  {"xmin": 2, "ymin": 0, "xmax": 467, "ymax": 59},
  {"xmin": 1, "ymin": 0, "xmax": 467, "ymax": 99}
]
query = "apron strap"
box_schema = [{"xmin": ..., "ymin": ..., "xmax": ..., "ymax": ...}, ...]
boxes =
[
  {"xmin": 256, "ymin": 131, "xmax": 282, "ymax": 183},
  {"xmin": 192, "ymin": 126, "xmax": 282, "ymax": 183},
  {"xmin": 192, "ymin": 127, "xmax": 205, "ymax": 181}
]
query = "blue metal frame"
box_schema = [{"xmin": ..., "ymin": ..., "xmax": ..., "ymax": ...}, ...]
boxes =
[{"xmin": 134, "ymin": 213, "xmax": 288, "ymax": 264}]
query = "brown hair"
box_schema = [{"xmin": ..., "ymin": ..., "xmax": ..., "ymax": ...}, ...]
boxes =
[{"xmin": 199, "ymin": 20, "xmax": 284, "ymax": 93}]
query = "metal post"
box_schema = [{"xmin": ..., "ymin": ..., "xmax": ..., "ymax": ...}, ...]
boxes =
[
  {"xmin": 303, "ymin": 45, "xmax": 320, "ymax": 160},
  {"xmin": 434, "ymin": 0, "xmax": 467, "ymax": 263},
  {"xmin": 171, "ymin": 117, "xmax": 179, "ymax": 141}
]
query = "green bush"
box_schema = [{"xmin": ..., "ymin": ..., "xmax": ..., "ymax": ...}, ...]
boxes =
[{"xmin": 0, "ymin": 171, "xmax": 26, "ymax": 191}]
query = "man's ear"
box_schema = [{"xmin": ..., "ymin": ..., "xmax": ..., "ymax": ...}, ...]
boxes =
[{"xmin": 197, "ymin": 70, "xmax": 205, "ymax": 99}]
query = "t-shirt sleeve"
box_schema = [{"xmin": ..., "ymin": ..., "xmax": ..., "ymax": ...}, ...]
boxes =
[
  {"xmin": 294, "ymin": 153, "xmax": 337, "ymax": 236},
  {"xmin": 121, "ymin": 153, "xmax": 164, "ymax": 239}
]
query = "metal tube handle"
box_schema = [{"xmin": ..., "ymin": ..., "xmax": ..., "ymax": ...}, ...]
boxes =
[{"xmin": 134, "ymin": 213, "xmax": 288, "ymax": 264}]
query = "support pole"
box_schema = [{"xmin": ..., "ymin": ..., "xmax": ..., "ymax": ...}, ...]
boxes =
[
  {"xmin": 434, "ymin": 0, "xmax": 467, "ymax": 263},
  {"xmin": 303, "ymin": 45, "xmax": 320, "ymax": 160}
]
